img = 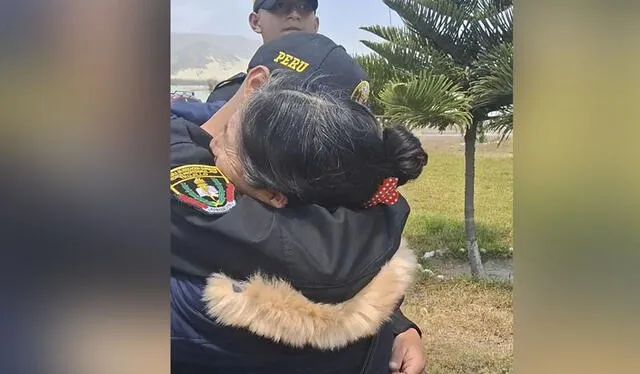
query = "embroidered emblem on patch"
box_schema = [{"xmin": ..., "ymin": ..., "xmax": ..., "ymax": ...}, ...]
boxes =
[
  {"xmin": 170, "ymin": 164, "xmax": 236, "ymax": 215},
  {"xmin": 351, "ymin": 80, "xmax": 370, "ymax": 105}
]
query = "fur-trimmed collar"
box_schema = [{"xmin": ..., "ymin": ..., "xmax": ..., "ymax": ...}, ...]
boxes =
[{"xmin": 202, "ymin": 242, "xmax": 417, "ymax": 350}]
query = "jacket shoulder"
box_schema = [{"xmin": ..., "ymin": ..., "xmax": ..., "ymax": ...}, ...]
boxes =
[{"xmin": 206, "ymin": 73, "xmax": 246, "ymax": 103}]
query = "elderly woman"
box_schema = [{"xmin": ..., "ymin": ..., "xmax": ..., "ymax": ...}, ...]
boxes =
[{"xmin": 171, "ymin": 33, "xmax": 428, "ymax": 374}]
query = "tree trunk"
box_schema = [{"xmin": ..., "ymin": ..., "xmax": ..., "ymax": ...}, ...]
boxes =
[{"xmin": 464, "ymin": 122, "xmax": 486, "ymax": 278}]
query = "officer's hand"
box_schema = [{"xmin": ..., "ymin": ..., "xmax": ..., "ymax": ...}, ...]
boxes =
[{"xmin": 389, "ymin": 328, "xmax": 426, "ymax": 374}]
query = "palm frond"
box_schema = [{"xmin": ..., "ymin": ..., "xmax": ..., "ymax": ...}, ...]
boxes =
[
  {"xmin": 360, "ymin": 25, "xmax": 428, "ymax": 49},
  {"xmin": 470, "ymin": 2, "xmax": 513, "ymax": 48},
  {"xmin": 358, "ymin": 0, "xmax": 513, "ymax": 132},
  {"xmin": 383, "ymin": 0, "xmax": 471, "ymax": 65},
  {"xmin": 378, "ymin": 72, "xmax": 472, "ymax": 130},
  {"xmin": 360, "ymin": 40, "xmax": 432, "ymax": 75},
  {"xmin": 469, "ymin": 41, "xmax": 512, "ymax": 109},
  {"xmin": 354, "ymin": 53, "xmax": 405, "ymax": 89},
  {"xmin": 483, "ymin": 105, "xmax": 513, "ymax": 145},
  {"xmin": 360, "ymin": 26, "xmax": 465, "ymax": 82},
  {"xmin": 476, "ymin": 0, "xmax": 514, "ymax": 14}
]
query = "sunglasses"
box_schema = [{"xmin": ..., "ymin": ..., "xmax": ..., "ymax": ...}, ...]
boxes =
[{"xmin": 266, "ymin": 1, "xmax": 315, "ymax": 15}]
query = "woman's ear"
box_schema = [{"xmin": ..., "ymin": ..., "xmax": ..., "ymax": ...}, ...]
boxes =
[
  {"xmin": 249, "ymin": 12, "xmax": 262, "ymax": 34},
  {"xmin": 254, "ymin": 189, "xmax": 288, "ymax": 209},
  {"xmin": 313, "ymin": 16, "xmax": 320, "ymax": 33},
  {"xmin": 267, "ymin": 192, "xmax": 288, "ymax": 209}
]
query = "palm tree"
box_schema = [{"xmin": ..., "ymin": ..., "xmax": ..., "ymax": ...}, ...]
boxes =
[{"xmin": 356, "ymin": 0, "xmax": 513, "ymax": 277}]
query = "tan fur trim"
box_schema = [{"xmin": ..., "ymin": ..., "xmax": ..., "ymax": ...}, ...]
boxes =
[{"xmin": 202, "ymin": 241, "xmax": 417, "ymax": 350}]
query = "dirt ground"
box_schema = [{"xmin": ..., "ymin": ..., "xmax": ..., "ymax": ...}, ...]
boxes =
[{"xmin": 404, "ymin": 277, "xmax": 513, "ymax": 374}]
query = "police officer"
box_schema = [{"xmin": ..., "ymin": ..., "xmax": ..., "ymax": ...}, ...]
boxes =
[
  {"xmin": 172, "ymin": 3, "xmax": 427, "ymax": 372},
  {"xmin": 172, "ymin": 32, "xmax": 427, "ymax": 374},
  {"xmin": 206, "ymin": 0, "xmax": 320, "ymax": 103}
]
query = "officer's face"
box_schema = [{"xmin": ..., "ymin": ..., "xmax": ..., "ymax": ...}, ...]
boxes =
[{"xmin": 249, "ymin": 0, "xmax": 319, "ymax": 43}]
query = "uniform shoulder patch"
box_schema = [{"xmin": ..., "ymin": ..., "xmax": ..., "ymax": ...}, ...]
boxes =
[
  {"xmin": 351, "ymin": 80, "xmax": 370, "ymax": 105},
  {"xmin": 170, "ymin": 164, "xmax": 236, "ymax": 215}
]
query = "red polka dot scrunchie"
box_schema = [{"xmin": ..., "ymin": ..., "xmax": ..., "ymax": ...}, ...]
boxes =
[{"xmin": 364, "ymin": 177, "xmax": 399, "ymax": 208}]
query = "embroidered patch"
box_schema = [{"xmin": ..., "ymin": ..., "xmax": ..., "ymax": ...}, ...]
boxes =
[
  {"xmin": 351, "ymin": 80, "xmax": 370, "ymax": 105},
  {"xmin": 170, "ymin": 164, "xmax": 236, "ymax": 215}
]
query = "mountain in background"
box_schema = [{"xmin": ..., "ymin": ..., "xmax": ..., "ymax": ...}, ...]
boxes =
[{"xmin": 171, "ymin": 33, "xmax": 261, "ymax": 84}]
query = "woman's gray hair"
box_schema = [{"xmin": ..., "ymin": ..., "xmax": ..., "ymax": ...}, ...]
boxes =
[{"xmin": 237, "ymin": 70, "xmax": 426, "ymax": 208}]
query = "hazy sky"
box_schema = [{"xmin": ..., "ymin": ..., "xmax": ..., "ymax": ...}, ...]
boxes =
[{"xmin": 171, "ymin": 0, "xmax": 403, "ymax": 55}]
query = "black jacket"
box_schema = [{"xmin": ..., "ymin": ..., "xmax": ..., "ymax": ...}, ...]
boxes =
[
  {"xmin": 205, "ymin": 72, "xmax": 246, "ymax": 103},
  {"xmin": 170, "ymin": 118, "xmax": 419, "ymax": 373}
]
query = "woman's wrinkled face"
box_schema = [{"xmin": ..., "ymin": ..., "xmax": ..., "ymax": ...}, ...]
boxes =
[
  {"xmin": 209, "ymin": 109, "xmax": 247, "ymax": 193},
  {"xmin": 209, "ymin": 108, "xmax": 288, "ymax": 208}
]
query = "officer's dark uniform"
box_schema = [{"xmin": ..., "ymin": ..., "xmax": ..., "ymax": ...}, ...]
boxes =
[
  {"xmin": 171, "ymin": 33, "xmax": 421, "ymax": 374},
  {"xmin": 206, "ymin": 72, "xmax": 246, "ymax": 103}
]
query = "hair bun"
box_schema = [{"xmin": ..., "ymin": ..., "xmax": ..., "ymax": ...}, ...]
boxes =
[{"xmin": 382, "ymin": 125, "xmax": 428, "ymax": 186}]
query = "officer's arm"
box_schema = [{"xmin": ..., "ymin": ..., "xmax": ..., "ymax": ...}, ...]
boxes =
[{"xmin": 171, "ymin": 101, "xmax": 226, "ymax": 126}]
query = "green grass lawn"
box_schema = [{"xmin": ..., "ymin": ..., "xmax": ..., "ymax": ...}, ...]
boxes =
[{"xmin": 400, "ymin": 147, "xmax": 513, "ymax": 258}]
